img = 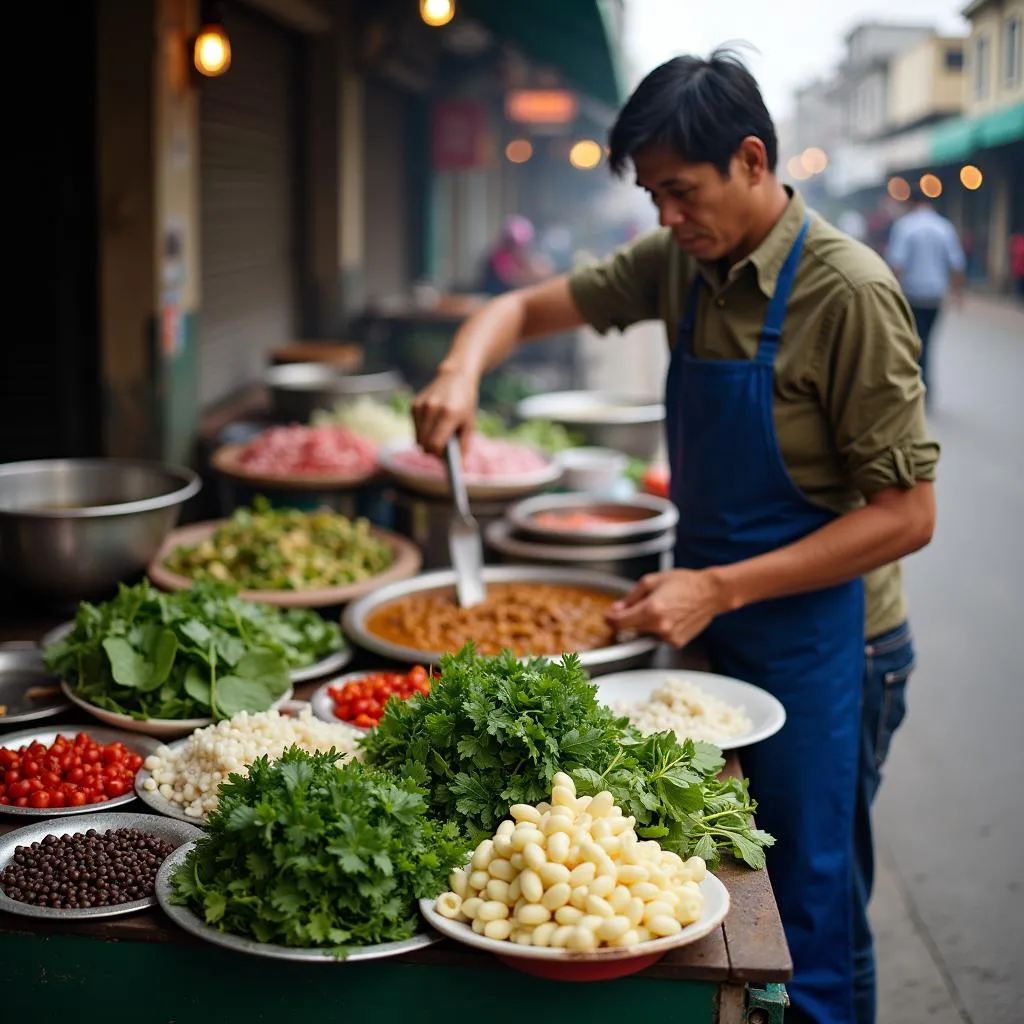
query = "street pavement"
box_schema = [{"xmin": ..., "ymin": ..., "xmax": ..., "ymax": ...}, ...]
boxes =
[
  {"xmin": 872, "ymin": 295, "xmax": 1024, "ymax": 1024},
  {"xmin": 582, "ymin": 293, "xmax": 1024, "ymax": 1024}
]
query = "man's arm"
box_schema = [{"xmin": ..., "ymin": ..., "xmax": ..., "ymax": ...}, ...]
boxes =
[
  {"xmin": 414, "ymin": 230, "xmax": 670, "ymax": 454},
  {"xmin": 608, "ymin": 278, "xmax": 939, "ymax": 646}
]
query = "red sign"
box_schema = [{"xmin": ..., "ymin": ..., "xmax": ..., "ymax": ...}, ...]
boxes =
[{"xmin": 433, "ymin": 99, "xmax": 488, "ymax": 170}]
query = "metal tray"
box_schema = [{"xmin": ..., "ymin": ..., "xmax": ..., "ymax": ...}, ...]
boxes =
[
  {"xmin": 485, "ymin": 518, "xmax": 675, "ymax": 566},
  {"xmin": 0, "ymin": 811, "xmax": 202, "ymax": 920},
  {"xmin": 0, "ymin": 725, "xmax": 162, "ymax": 817},
  {"xmin": 156, "ymin": 841, "xmax": 442, "ymax": 962},
  {"xmin": 40, "ymin": 620, "xmax": 353, "ymax": 686},
  {"xmin": 0, "ymin": 644, "xmax": 70, "ymax": 727},
  {"xmin": 341, "ymin": 565, "xmax": 660, "ymax": 676},
  {"xmin": 505, "ymin": 492, "xmax": 678, "ymax": 546}
]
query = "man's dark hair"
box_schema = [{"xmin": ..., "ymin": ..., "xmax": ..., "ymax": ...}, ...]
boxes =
[{"xmin": 607, "ymin": 46, "xmax": 778, "ymax": 178}]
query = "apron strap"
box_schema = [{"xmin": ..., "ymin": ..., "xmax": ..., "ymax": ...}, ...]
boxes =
[{"xmin": 757, "ymin": 216, "xmax": 811, "ymax": 363}]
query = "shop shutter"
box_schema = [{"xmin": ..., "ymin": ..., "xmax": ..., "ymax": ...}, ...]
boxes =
[{"xmin": 197, "ymin": 9, "xmax": 299, "ymax": 408}]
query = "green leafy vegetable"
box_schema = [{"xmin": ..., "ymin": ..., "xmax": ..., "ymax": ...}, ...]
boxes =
[
  {"xmin": 360, "ymin": 644, "xmax": 774, "ymax": 869},
  {"xmin": 169, "ymin": 749, "xmax": 470, "ymax": 953},
  {"xmin": 43, "ymin": 579, "xmax": 345, "ymax": 721}
]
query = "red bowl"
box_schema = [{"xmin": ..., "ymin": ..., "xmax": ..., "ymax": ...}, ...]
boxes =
[{"xmin": 495, "ymin": 950, "xmax": 666, "ymax": 982}]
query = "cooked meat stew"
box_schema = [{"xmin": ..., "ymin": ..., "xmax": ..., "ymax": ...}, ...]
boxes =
[{"xmin": 364, "ymin": 583, "xmax": 619, "ymax": 656}]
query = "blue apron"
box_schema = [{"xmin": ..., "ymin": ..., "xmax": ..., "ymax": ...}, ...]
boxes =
[{"xmin": 666, "ymin": 218, "xmax": 864, "ymax": 1024}]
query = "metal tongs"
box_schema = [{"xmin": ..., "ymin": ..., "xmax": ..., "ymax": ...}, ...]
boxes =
[{"xmin": 445, "ymin": 435, "xmax": 486, "ymax": 608}]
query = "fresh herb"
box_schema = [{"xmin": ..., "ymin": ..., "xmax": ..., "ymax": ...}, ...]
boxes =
[
  {"xmin": 44, "ymin": 579, "xmax": 343, "ymax": 721},
  {"xmin": 169, "ymin": 749, "xmax": 470, "ymax": 952},
  {"xmin": 570, "ymin": 732, "xmax": 776, "ymax": 870},
  {"xmin": 361, "ymin": 645, "xmax": 625, "ymax": 838},
  {"xmin": 360, "ymin": 644, "xmax": 774, "ymax": 870}
]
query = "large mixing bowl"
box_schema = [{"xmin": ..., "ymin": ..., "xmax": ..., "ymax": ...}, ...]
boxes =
[{"xmin": 0, "ymin": 459, "xmax": 201, "ymax": 603}]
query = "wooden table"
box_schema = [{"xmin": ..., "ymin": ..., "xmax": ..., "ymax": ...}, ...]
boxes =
[{"xmin": 0, "ymin": 613, "xmax": 791, "ymax": 1022}]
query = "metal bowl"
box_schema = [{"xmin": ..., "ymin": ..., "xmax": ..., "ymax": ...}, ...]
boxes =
[
  {"xmin": 506, "ymin": 492, "xmax": 679, "ymax": 546},
  {"xmin": 0, "ymin": 459, "xmax": 201, "ymax": 603},
  {"xmin": 484, "ymin": 519, "xmax": 675, "ymax": 581},
  {"xmin": 515, "ymin": 391, "xmax": 665, "ymax": 460},
  {"xmin": 342, "ymin": 565, "xmax": 660, "ymax": 676},
  {"xmin": 266, "ymin": 363, "xmax": 406, "ymax": 422}
]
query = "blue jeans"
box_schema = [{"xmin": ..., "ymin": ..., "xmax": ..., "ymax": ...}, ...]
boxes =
[{"xmin": 852, "ymin": 621, "xmax": 915, "ymax": 1024}]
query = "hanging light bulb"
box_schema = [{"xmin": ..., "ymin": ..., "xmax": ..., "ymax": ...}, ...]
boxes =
[
  {"xmin": 420, "ymin": 0, "xmax": 455, "ymax": 28},
  {"xmin": 194, "ymin": 22, "xmax": 231, "ymax": 77}
]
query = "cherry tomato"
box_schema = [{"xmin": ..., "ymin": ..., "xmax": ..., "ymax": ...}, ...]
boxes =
[
  {"xmin": 14, "ymin": 796, "xmax": 29, "ymax": 807},
  {"xmin": 28, "ymin": 790, "xmax": 51, "ymax": 809},
  {"xmin": 68, "ymin": 790, "xmax": 88, "ymax": 807},
  {"xmin": 49, "ymin": 791, "xmax": 67, "ymax": 808},
  {"xmin": 22, "ymin": 759, "xmax": 40, "ymax": 778},
  {"xmin": 4, "ymin": 769, "xmax": 20, "ymax": 785},
  {"xmin": 8, "ymin": 779, "xmax": 31, "ymax": 799},
  {"xmin": 0, "ymin": 749, "xmax": 18, "ymax": 769}
]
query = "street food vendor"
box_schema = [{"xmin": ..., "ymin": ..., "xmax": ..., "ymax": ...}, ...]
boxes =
[{"xmin": 412, "ymin": 49, "xmax": 938, "ymax": 1024}]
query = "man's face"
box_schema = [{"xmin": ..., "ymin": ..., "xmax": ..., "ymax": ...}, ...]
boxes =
[{"xmin": 633, "ymin": 143, "xmax": 762, "ymax": 262}]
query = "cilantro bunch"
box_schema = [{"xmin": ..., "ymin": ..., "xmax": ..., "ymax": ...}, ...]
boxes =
[
  {"xmin": 170, "ymin": 749, "xmax": 469, "ymax": 952},
  {"xmin": 360, "ymin": 644, "xmax": 775, "ymax": 870},
  {"xmin": 361, "ymin": 646, "xmax": 626, "ymax": 836}
]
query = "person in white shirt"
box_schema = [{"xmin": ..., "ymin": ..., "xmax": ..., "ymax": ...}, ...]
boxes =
[{"xmin": 886, "ymin": 192, "xmax": 966, "ymax": 409}]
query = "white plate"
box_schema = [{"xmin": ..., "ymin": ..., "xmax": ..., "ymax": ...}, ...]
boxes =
[
  {"xmin": 157, "ymin": 841, "xmax": 442, "ymax": 961},
  {"xmin": 0, "ymin": 725, "xmax": 161, "ymax": 817},
  {"xmin": 309, "ymin": 669, "xmax": 430, "ymax": 729},
  {"xmin": 378, "ymin": 442, "xmax": 562, "ymax": 501},
  {"xmin": 309, "ymin": 671, "xmax": 377, "ymax": 729},
  {"xmin": 595, "ymin": 669, "xmax": 787, "ymax": 751},
  {"xmin": 61, "ymin": 681, "xmax": 295, "ymax": 741},
  {"xmin": 41, "ymin": 621, "xmax": 352, "ymax": 686},
  {"xmin": 419, "ymin": 871, "xmax": 730, "ymax": 963}
]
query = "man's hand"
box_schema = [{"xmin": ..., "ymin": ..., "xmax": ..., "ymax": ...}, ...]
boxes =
[
  {"xmin": 606, "ymin": 569, "xmax": 731, "ymax": 647},
  {"xmin": 412, "ymin": 366, "xmax": 479, "ymax": 456}
]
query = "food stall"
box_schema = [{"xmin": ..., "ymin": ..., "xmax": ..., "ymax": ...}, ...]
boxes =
[{"xmin": 0, "ymin": 434, "xmax": 791, "ymax": 1022}]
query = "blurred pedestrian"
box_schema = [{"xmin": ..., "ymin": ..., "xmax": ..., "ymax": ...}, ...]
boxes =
[
  {"xmin": 886, "ymin": 192, "xmax": 965, "ymax": 409},
  {"xmin": 480, "ymin": 215, "xmax": 547, "ymax": 295}
]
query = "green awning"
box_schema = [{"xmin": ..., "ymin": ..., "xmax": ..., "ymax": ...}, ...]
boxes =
[
  {"xmin": 930, "ymin": 101, "xmax": 1024, "ymax": 163},
  {"xmin": 464, "ymin": 0, "xmax": 626, "ymax": 110}
]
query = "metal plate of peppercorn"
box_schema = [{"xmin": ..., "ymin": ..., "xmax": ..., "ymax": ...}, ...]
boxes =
[{"xmin": 0, "ymin": 811, "xmax": 202, "ymax": 920}]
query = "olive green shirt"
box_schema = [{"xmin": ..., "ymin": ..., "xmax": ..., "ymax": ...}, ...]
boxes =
[{"xmin": 567, "ymin": 189, "xmax": 939, "ymax": 639}]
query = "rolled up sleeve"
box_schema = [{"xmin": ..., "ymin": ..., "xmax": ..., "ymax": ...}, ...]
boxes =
[
  {"xmin": 568, "ymin": 229, "xmax": 669, "ymax": 334},
  {"xmin": 820, "ymin": 279, "xmax": 940, "ymax": 496}
]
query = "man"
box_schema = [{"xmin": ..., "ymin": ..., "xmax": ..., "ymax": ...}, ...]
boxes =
[
  {"xmin": 413, "ymin": 50, "xmax": 937, "ymax": 1024},
  {"xmin": 885, "ymin": 191, "xmax": 965, "ymax": 408}
]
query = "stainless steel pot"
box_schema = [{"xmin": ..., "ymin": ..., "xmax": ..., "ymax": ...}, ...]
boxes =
[
  {"xmin": 484, "ymin": 518, "xmax": 674, "ymax": 581},
  {"xmin": 0, "ymin": 458, "xmax": 201, "ymax": 604},
  {"xmin": 505, "ymin": 492, "xmax": 678, "ymax": 546},
  {"xmin": 266, "ymin": 363, "xmax": 406, "ymax": 422},
  {"xmin": 341, "ymin": 565, "xmax": 661, "ymax": 676}
]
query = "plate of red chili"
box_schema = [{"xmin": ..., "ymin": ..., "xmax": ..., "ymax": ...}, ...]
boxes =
[
  {"xmin": 0, "ymin": 725, "xmax": 160, "ymax": 817},
  {"xmin": 310, "ymin": 666, "xmax": 434, "ymax": 730}
]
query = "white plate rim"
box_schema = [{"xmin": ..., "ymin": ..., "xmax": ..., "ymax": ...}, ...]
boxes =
[
  {"xmin": 60, "ymin": 680, "xmax": 295, "ymax": 739},
  {"xmin": 595, "ymin": 668, "xmax": 787, "ymax": 751},
  {"xmin": 418, "ymin": 870, "xmax": 730, "ymax": 962},
  {"xmin": 156, "ymin": 841, "xmax": 442, "ymax": 961}
]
